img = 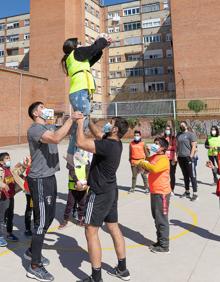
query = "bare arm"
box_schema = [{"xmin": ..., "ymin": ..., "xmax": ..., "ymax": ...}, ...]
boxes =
[
  {"xmin": 76, "ymin": 118, "xmax": 96, "ymax": 153},
  {"xmin": 190, "ymin": 141, "xmax": 197, "ymax": 158},
  {"xmin": 89, "ymin": 118, "xmax": 104, "ymax": 140},
  {"xmin": 41, "ymin": 112, "xmax": 83, "ymax": 144}
]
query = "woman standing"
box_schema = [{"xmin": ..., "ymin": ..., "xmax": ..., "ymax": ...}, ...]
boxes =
[
  {"xmin": 164, "ymin": 125, "xmax": 177, "ymax": 195},
  {"xmin": 205, "ymin": 126, "xmax": 220, "ymax": 184}
]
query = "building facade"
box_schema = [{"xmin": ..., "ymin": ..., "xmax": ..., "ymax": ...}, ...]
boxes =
[
  {"xmin": 0, "ymin": 13, "xmax": 30, "ymax": 70},
  {"xmin": 105, "ymin": 0, "xmax": 175, "ymax": 102}
]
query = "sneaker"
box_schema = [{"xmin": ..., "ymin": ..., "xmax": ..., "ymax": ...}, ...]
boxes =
[
  {"xmin": 58, "ymin": 220, "xmax": 68, "ymax": 229},
  {"xmin": 107, "ymin": 267, "xmax": 131, "ymax": 281},
  {"xmin": 76, "ymin": 276, "xmax": 103, "ymax": 282},
  {"xmin": 191, "ymin": 194, "xmax": 198, "ymax": 201},
  {"xmin": 0, "ymin": 237, "xmax": 7, "ymax": 247},
  {"xmin": 24, "ymin": 249, "xmax": 50, "ymax": 266},
  {"xmin": 6, "ymin": 233, "xmax": 19, "ymax": 242},
  {"xmin": 180, "ymin": 191, "xmax": 190, "ymax": 199},
  {"xmin": 149, "ymin": 241, "xmax": 160, "ymax": 249},
  {"xmin": 128, "ymin": 189, "xmax": 135, "ymax": 194},
  {"xmin": 150, "ymin": 245, "xmax": 170, "ymax": 254},
  {"xmin": 26, "ymin": 265, "xmax": 54, "ymax": 282},
  {"xmin": 24, "ymin": 230, "xmax": 32, "ymax": 237}
]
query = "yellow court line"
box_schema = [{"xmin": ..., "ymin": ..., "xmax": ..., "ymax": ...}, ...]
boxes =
[{"xmin": 0, "ymin": 194, "xmax": 198, "ymax": 256}]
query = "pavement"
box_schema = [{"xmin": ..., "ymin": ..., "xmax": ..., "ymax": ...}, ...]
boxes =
[{"xmin": 0, "ymin": 142, "xmax": 219, "ymax": 282}]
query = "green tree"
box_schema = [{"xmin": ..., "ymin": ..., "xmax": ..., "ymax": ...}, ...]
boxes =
[
  {"xmin": 151, "ymin": 118, "xmax": 167, "ymax": 135},
  {"xmin": 188, "ymin": 100, "xmax": 205, "ymax": 114}
]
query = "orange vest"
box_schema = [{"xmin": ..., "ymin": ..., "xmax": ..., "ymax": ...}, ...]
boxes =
[
  {"xmin": 130, "ymin": 141, "xmax": 146, "ymax": 165},
  {"xmin": 148, "ymin": 154, "xmax": 171, "ymax": 195}
]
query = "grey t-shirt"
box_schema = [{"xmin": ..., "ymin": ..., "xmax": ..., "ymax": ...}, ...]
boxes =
[
  {"xmin": 27, "ymin": 123, "xmax": 60, "ymax": 178},
  {"xmin": 176, "ymin": 131, "xmax": 197, "ymax": 157}
]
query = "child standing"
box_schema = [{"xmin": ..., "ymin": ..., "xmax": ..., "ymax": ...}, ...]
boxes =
[
  {"xmin": 61, "ymin": 34, "xmax": 111, "ymax": 162},
  {"xmin": 138, "ymin": 137, "xmax": 171, "ymax": 253},
  {"xmin": 0, "ymin": 167, "xmax": 9, "ymax": 247},
  {"xmin": 59, "ymin": 149, "xmax": 90, "ymax": 229},
  {"xmin": 0, "ymin": 152, "xmax": 19, "ymax": 242}
]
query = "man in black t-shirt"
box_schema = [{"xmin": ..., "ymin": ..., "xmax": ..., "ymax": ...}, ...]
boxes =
[{"xmin": 75, "ymin": 115, "xmax": 130, "ymax": 282}]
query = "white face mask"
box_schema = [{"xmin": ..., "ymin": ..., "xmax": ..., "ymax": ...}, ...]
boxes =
[
  {"xmin": 211, "ymin": 130, "xmax": 217, "ymax": 136},
  {"xmin": 41, "ymin": 108, "xmax": 54, "ymax": 120},
  {"xmin": 134, "ymin": 136, "xmax": 141, "ymax": 142},
  {"xmin": 165, "ymin": 130, "xmax": 171, "ymax": 136}
]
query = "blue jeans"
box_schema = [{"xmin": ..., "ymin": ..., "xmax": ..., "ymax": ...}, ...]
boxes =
[{"xmin": 68, "ymin": 89, "xmax": 91, "ymax": 154}]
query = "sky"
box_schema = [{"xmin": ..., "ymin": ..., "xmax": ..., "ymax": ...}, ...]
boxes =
[{"xmin": 0, "ymin": 0, "xmax": 130, "ymax": 18}]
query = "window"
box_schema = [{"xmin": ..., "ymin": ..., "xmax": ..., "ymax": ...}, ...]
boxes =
[
  {"xmin": 128, "ymin": 84, "xmax": 138, "ymax": 93},
  {"xmin": 124, "ymin": 21, "xmax": 141, "ymax": 31},
  {"xmin": 85, "ymin": 3, "xmax": 89, "ymax": 11},
  {"xmin": 115, "ymin": 71, "xmax": 122, "ymax": 78},
  {"xmin": 7, "ymin": 34, "xmax": 19, "ymax": 42},
  {"xmin": 91, "ymin": 37, "xmax": 95, "ymax": 44},
  {"xmin": 166, "ymin": 33, "xmax": 172, "ymax": 41},
  {"xmin": 126, "ymin": 54, "xmax": 142, "ymax": 61},
  {"xmin": 126, "ymin": 68, "xmax": 143, "ymax": 77},
  {"xmin": 111, "ymin": 40, "xmax": 120, "ymax": 47},
  {"xmin": 7, "ymin": 21, "xmax": 19, "ymax": 29},
  {"xmin": 24, "ymin": 33, "xmax": 30, "ymax": 40},
  {"xmin": 91, "ymin": 23, "xmax": 94, "ymax": 30},
  {"xmin": 0, "ymin": 37, "xmax": 5, "ymax": 43},
  {"xmin": 145, "ymin": 67, "xmax": 164, "ymax": 76},
  {"xmin": 146, "ymin": 81, "xmax": 165, "ymax": 92},
  {"xmin": 90, "ymin": 7, "xmax": 95, "ymax": 15},
  {"xmin": 115, "ymin": 26, "xmax": 120, "ymax": 32},
  {"xmin": 144, "ymin": 49, "xmax": 163, "ymax": 59},
  {"xmin": 108, "ymin": 12, "xmax": 113, "ymax": 19},
  {"xmin": 85, "ymin": 19, "xmax": 88, "ymax": 26},
  {"xmin": 163, "ymin": 0, "xmax": 169, "ymax": 10},
  {"xmin": 142, "ymin": 3, "xmax": 160, "ymax": 13},
  {"xmin": 0, "ymin": 50, "xmax": 4, "ymax": 57},
  {"xmin": 123, "ymin": 7, "xmax": 140, "ymax": 16},
  {"xmin": 166, "ymin": 49, "xmax": 173, "ymax": 57},
  {"xmin": 6, "ymin": 61, "xmax": 19, "ymax": 68},
  {"xmin": 0, "ymin": 23, "xmax": 5, "ymax": 30},
  {"xmin": 168, "ymin": 82, "xmax": 175, "ymax": 91},
  {"xmin": 108, "ymin": 27, "xmax": 114, "ymax": 33},
  {"xmin": 96, "ymin": 11, "xmax": 99, "ymax": 18},
  {"xmin": 143, "ymin": 34, "xmax": 161, "ymax": 43},
  {"xmin": 96, "ymin": 25, "xmax": 100, "ymax": 32},
  {"xmin": 109, "ymin": 56, "xmax": 121, "ymax": 63},
  {"xmin": 142, "ymin": 18, "xmax": 161, "ymax": 29},
  {"xmin": 167, "ymin": 66, "xmax": 173, "ymax": 74},
  {"xmin": 164, "ymin": 16, "xmax": 171, "ymax": 25},
  {"xmin": 124, "ymin": 36, "xmax": 141, "ymax": 45},
  {"xmin": 7, "ymin": 48, "xmax": 19, "ymax": 56},
  {"xmin": 24, "ymin": 19, "xmax": 30, "ymax": 26}
]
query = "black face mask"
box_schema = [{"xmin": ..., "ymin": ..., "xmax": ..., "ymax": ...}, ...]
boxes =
[{"xmin": 180, "ymin": 126, "xmax": 186, "ymax": 132}]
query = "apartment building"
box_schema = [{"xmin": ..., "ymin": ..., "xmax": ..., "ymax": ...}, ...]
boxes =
[
  {"xmin": 0, "ymin": 13, "xmax": 30, "ymax": 70},
  {"xmin": 106, "ymin": 0, "xmax": 175, "ymax": 101}
]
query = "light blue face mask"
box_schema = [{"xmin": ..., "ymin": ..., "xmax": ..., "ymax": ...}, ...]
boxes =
[
  {"xmin": 5, "ymin": 160, "xmax": 11, "ymax": 168},
  {"xmin": 103, "ymin": 122, "xmax": 112, "ymax": 134},
  {"xmin": 150, "ymin": 144, "xmax": 160, "ymax": 153},
  {"xmin": 41, "ymin": 108, "xmax": 53, "ymax": 120}
]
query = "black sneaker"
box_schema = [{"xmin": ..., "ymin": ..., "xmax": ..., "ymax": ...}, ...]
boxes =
[
  {"xmin": 191, "ymin": 194, "xmax": 198, "ymax": 201},
  {"xmin": 26, "ymin": 265, "xmax": 54, "ymax": 282},
  {"xmin": 76, "ymin": 276, "xmax": 103, "ymax": 282},
  {"xmin": 24, "ymin": 249, "xmax": 50, "ymax": 266},
  {"xmin": 149, "ymin": 241, "xmax": 160, "ymax": 249},
  {"xmin": 24, "ymin": 230, "xmax": 32, "ymax": 237},
  {"xmin": 150, "ymin": 245, "xmax": 170, "ymax": 254},
  {"xmin": 6, "ymin": 233, "xmax": 19, "ymax": 242},
  {"xmin": 107, "ymin": 267, "xmax": 131, "ymax": 281},
  {"xmin": 180, "ymin": 191, "xmax": 190, "ymax": 199}
]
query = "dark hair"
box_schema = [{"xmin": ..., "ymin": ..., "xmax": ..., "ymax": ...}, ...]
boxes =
[
  {"xmin": 210, "ymin": 125, "xmax": 219, "ymax": 137},
  {"xmin": 0, "ymin": 152, "xmax": 9, "ymax": 161},
  {"xmin": 61, "ymin": 38, "xmax": 78, "ymax": 75},
  {"xmin": 180, "ymin": 121, "xmax": 188, "ymax": 127},
  {"xmin": 134, "ymin": 130, "xmax": 141, "ymax": 135},
  {"xmin": 154, "ymin": 137, "xmax": 169, "ymax": 152},
  {"xmin": 113, "ymin": 117, "xmax": 129, "ymax": 139},
  {"xmin": 28, "ymin": 101, "xmax": 44, "ymax": 120},
  {"xmin": 164, "ymin": 125, "xmax": 173, "ymax": 136}
]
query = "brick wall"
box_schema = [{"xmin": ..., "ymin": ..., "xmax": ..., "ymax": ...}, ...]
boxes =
[{"xmin": 0, "ymin": 67, "xmax": 48, "ymax": 146}]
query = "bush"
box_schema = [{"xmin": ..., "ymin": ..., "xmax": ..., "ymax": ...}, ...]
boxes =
[
  {"xmin": 126, "ymin": 117, "xmax": 140, "ymax": 129},
  {"xmin": 151, "ymin": 118, "xmax": 167, "ymax": 136},
  {"xmin": 188, "ymin": 100, "xmax": 205, "ymax": 113}
]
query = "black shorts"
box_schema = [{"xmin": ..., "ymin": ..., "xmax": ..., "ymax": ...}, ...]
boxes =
[{"xmin": 84, "ymin": 189, "xmax": 118, "ymax": 227}]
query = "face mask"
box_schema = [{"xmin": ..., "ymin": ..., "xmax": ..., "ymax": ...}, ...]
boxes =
[
  {"xmin": 41, "ymin": 108, "xmax": 54, "ymax": 120},
  {"xmin": 165, "ymin": 130, "xmax": 171, "ymax": 136},
  {"xmin": 180, "ymin": 126, "xmax": 186, "ymax": 132},
  {"xmin": 4, "ymin": 161, "xmax": 11, "ymax": 168},
  {"xmin": 211, "ymin": 130, "xmax": 217, "ymax": 136},
  {"xmin": 103, "ymin": 122, "xmax": 112, "ymax": 134},
  {"xmin": 150, "ymin": 144, "xmax": 160, "ymax": 153},
  {"xmin": 134, "ymin": 136, "xmax": 141, "ymax": 142}
]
